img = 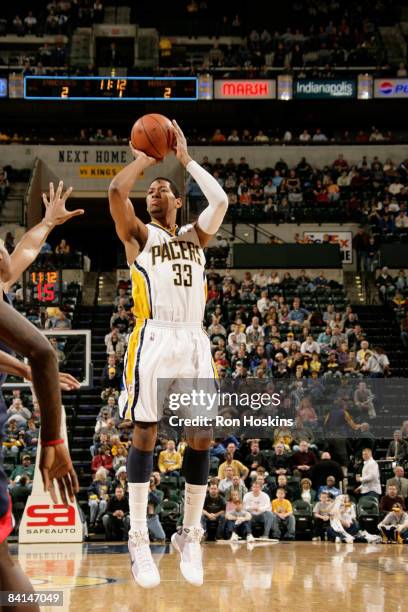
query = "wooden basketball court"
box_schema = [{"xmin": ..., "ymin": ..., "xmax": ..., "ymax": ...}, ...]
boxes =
[{"xmin": 10, "ymin": 541, "xmax": 408, "ymax": 612}]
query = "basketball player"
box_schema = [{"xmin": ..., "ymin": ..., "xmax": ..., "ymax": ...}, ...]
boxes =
[
  {"xmin": 108, "ymin": 120, "xmax": 228, "ymax": 588},
  {"xmin": 0, "ymin": 183, "xmax": 82, "ymax": 610}
]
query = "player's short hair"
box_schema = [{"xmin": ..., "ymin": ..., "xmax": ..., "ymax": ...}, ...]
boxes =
[{"xmin": 149, "ymin": 177, "xmax": 180, "ymax": 198}]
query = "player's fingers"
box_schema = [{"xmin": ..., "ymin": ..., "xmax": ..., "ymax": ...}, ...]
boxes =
[
  {"xmin": 42, "ymin": 193, "xmax": 50, "ymax": 208},
  {"xmin": 70, "ymin": 468, "xmax": 80, "ymax": 494},
  {"xmin": 62, "ymin": 186, "xmax": 73, "ymax": 201},
  {"xmin": 56, "ymin": 180, "xmax": 64, "ymax": 201},
  {"xmin": 42, "ymin": 468, "xmax": 50, "ymax": 492},
  {"xmin": 67, "ymin": 209, "xmax": 85, "ymax": 219},
  {"xmin": 49, "ymin": 182, "xmax": 55, "ymax": 202},
  {"xmin": 172, "ymin": 120, "xmax": 182, "ymax": 135},
  {"xmin": 56, "ymin": 478, "xmax": 68, "ymax": 506},
  {"xmin": 48, "ymin": 480, "xmax": 58, "ymax": 504},
  {"xmin": 63, "ymin": 474, "xmax": 75, "ymax": 503}
]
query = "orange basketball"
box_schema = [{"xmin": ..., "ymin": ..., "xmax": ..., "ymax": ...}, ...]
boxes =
[{"xmin": 130, "ymin": 113, "xmax": 174, "ymax": 159}]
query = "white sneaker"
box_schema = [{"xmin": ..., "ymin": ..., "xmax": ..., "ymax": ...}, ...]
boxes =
[
  {"xmin": 128, "ymin": 529, "xmax": 160, "ymax": 589},
  {"xmin": 246, "ymin": 533, "xmax": 255, "ymax": 542},
  {"xmin": 171, "ymin": 527, "xmax": 204, "ymax": 587},
  {"xmin": 335, "ymin": 536, "xmax": 341, "ymax": 543},
  {"xmin": 312, "ymin": 537, "xmax": 321, "ymax": 542},
  {"xmin": 230, "ymin": 532, "xmax": 239, "ymax": 542}
]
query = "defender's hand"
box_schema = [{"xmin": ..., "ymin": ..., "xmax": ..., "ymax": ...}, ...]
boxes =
[
  {"xmin": 171, "ymin": 120, "xmax": 192, "ymax": 167},
  {"xmin": 25, "ymin": 367, "xmax": 80, "ymax": 391},
  {"xmin": 40, "ymin": 443, "xmax": 80, "ymax": 505},
  {"xmin": 43, "ymin": 181, "xmax": 84, "ymax": 226},
  {"xmin": 58, "ymin": 372, "xmax": 81, "ymax": 391}
]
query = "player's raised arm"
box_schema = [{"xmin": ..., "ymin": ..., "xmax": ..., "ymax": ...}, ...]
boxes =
[
  {"xmin": 172, "ymin": 120, "xmax": 228, "ymax": 248},
  {"xmin": 3, "ymin": 180, "xmax": 84, "ymax": 292},
  {"xmin": 108, "ymin": 145, "xmax": 158, "ymax": 263},
  {"xmin": 0, "ymin": 349, "xmax": 80, "ymax": 391},
  {"xmin": 0, "ymin": 300, "xmax": 79, "ymax": 504}
]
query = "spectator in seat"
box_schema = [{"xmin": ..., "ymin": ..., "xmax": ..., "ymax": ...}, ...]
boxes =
[
  {"xmin": 296, "ymin": 478, "xmax": 316, "ymax": 504},
  {"xmin": 386, "ymin": 466, "xmax": 408, "ymax": 500},
  {"xmin": 9, "ymin": 455, "xmax": 34, "ymax": 489},
  {"xmin": 146, "ymin": 474, "xmax": 166, "ymax": 541},
  {"xmin": 112, "ymin": 445, "xmax": 127, "ymax": 473},
  {"xmin": 225, "ymin": 474, "xmax": 248, "ymax": 503},
  {"xmin": 218, "ymin": 451, "xmax": 249, "ymax": 480},
  {"xmin": 380, "ymin": 485, "xmax": 406, "ymax": 513},
  {"xmin": 327, "ymin": 495, "xmax": 359, "ymax": 543},
  {"xmin": 113, "ymin": 466, "xmax": 128, "ymax": 494},
  {"xmin": 55, "ymin": 238, "xmax": 70, "ymax": 256},
  {"xmin": 355, "ymin": 448, "xmax": 381, "ymax": 498},
  {"xmin": 201, "ymin": 481, "xmax": 226, "ymax": 539},
  {"xmin": 290, "ymin": 439, "xmax": 317, "ymax": 477},
  {"xmin": 313, "ymin": 490, "xmax": 334, "ymax": 541},
  {"xmin": 378, "ymin": 503, "xmax": 408, "ymax": 543},
  {"xmin": 317, "ymin": 475, "xmax": 341, "ymax": 498},
  {"xmin": 288, "ymin": 298, "xmax": 310, "ymax": 329},
  {"xmin": 386, "ymin": 430, "xmax": 408, "ymax": 462},
  {"xmin": 24, "ymin": 11, "xmax": 38, "ymax": 34},
  {"xmin": 225, "ymin": 498, "xmax": 253, "ymax": 541},
  {"xmin": 218, "ymin": 465, "xmax": 235, "ymax": 494},
  {"xmin": 91, "ymin": 445, "xmax": 113, "ymax": 474},
  {"xmin": 311, "ymin": 451, "xmax": 344, "ymax": 492},
  {"xmin": 269, "ymin": 443, "xmax": 291, "ymax": 476},
  {"xmin": 354, "ymin": 381, "xmax": 376, "ymax": 419},
  {"xmin": 271, "ymin": 488, "xmax": 296, "ymax": 540},
  {"xmin": 46, "ymin": 310, "xmax": 71, "ymax": 330},
  {"xmin": 102, "ymin": 486, "xmax": 130, "ymax": 541},
  {"xmin": 10, "ymin": 474, "xmax": 30, "ymax": 508},
  {"xmin": 101, "ymin": 354, "xmax": 122, "ymax": 391},
  {"xmin": 243, "ymin": 481, "xmax": 274, "ymax": 540},
  {"xmin": 158, "ymin": 439, "xmax": 182, "ymax": 476},
  {"xmin": 244, "ymin": 439, "xmax": 269, "ymax": 478},
  {"xmin": 88, "ymin": 467, "xmax": 110, "ymax": 527},
  {"xmin": 104, "ymin": 327, "xmax": 126, "ymax": 359},
  {"xmin": 7, "ymin": 398, "xmax": 31, "ymax": 427},
  {"xmin": 352, "ymin": 228, "xmax": 370, "ymax": 272}
]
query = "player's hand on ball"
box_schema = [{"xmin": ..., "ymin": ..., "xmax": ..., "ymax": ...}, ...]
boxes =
[
  {"xmin": 40, "ymin": 443, "xmax": 80, "ymax": 505},
  {"xmin": 128, "ymin": 141, "xmax": 158, "ymax": 166},
  {"xmin": 172, "ymin": 120, "xmax": 192, "ymax": 167},
  {"xmin": 43, "ymin": 181, "xmax": 84, "ymax": 226}
]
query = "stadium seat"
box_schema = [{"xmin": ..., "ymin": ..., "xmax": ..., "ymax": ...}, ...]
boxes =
[
  {"xmin": 160, "ymin": 475, "xmax": 179, "ymax": 489},
  {"xmin": 357, "ymin": 497, "xmax": 380, "ymax": 534},
  {"xmin": 292, "ymin": 500, "xmax": 313, "ymax": 538}
]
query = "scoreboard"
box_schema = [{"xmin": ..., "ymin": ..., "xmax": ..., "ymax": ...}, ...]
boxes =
[
  {"xmin": 24, "ymin": 269, "xmax": 62, "ymax": 305},
  {"xmin": 24, "ymin": 76, "xmax": 199, "ymax": 101}
]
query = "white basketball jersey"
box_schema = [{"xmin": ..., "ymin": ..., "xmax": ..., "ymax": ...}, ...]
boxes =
[{"xmin": 129, "ymin": 222, "xmax": 207, "ymax": 323}]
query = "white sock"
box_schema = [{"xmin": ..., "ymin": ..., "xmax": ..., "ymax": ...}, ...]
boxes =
[
  {"xmin": 128, "ymin": 482, "xmax": 149, "ymax": 532},
  {"xmin": 183, "ymin": 483, "xmax": 207, "ymax": 529}
]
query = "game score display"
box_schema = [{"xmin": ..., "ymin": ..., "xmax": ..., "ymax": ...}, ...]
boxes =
[{"xmin": 24, "ymin": 76, "xmax": 199, "ymax": 100}]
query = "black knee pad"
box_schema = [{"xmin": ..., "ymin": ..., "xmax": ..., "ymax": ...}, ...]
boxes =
[
  {"xmin": 127, "ymin": 446, "xmax": 153, "ymax": 483},
  {"xmin": 181, "ymin": 446, "xmax": 210, "ymax": 485}
]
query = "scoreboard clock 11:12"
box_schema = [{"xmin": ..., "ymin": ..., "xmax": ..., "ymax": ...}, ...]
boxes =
[{"xmin": 24, "ymin": 76, "xmax": 199, "ymax": 100}]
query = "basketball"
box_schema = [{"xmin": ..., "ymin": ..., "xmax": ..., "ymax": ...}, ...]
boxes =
[{"xmin": 130, "ymin": 113, "xmax": 174, "ymax": 159}]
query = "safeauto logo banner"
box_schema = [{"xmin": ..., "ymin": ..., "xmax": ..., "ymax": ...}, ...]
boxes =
[{"xmin": 374, "ymin": 79, "xmax": 408, "ymax": 98}]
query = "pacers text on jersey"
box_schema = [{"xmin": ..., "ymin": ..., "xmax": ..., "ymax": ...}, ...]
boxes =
[{"xmin": 151, "ymin": 240, "xmax": 202, "ymax": 266}]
